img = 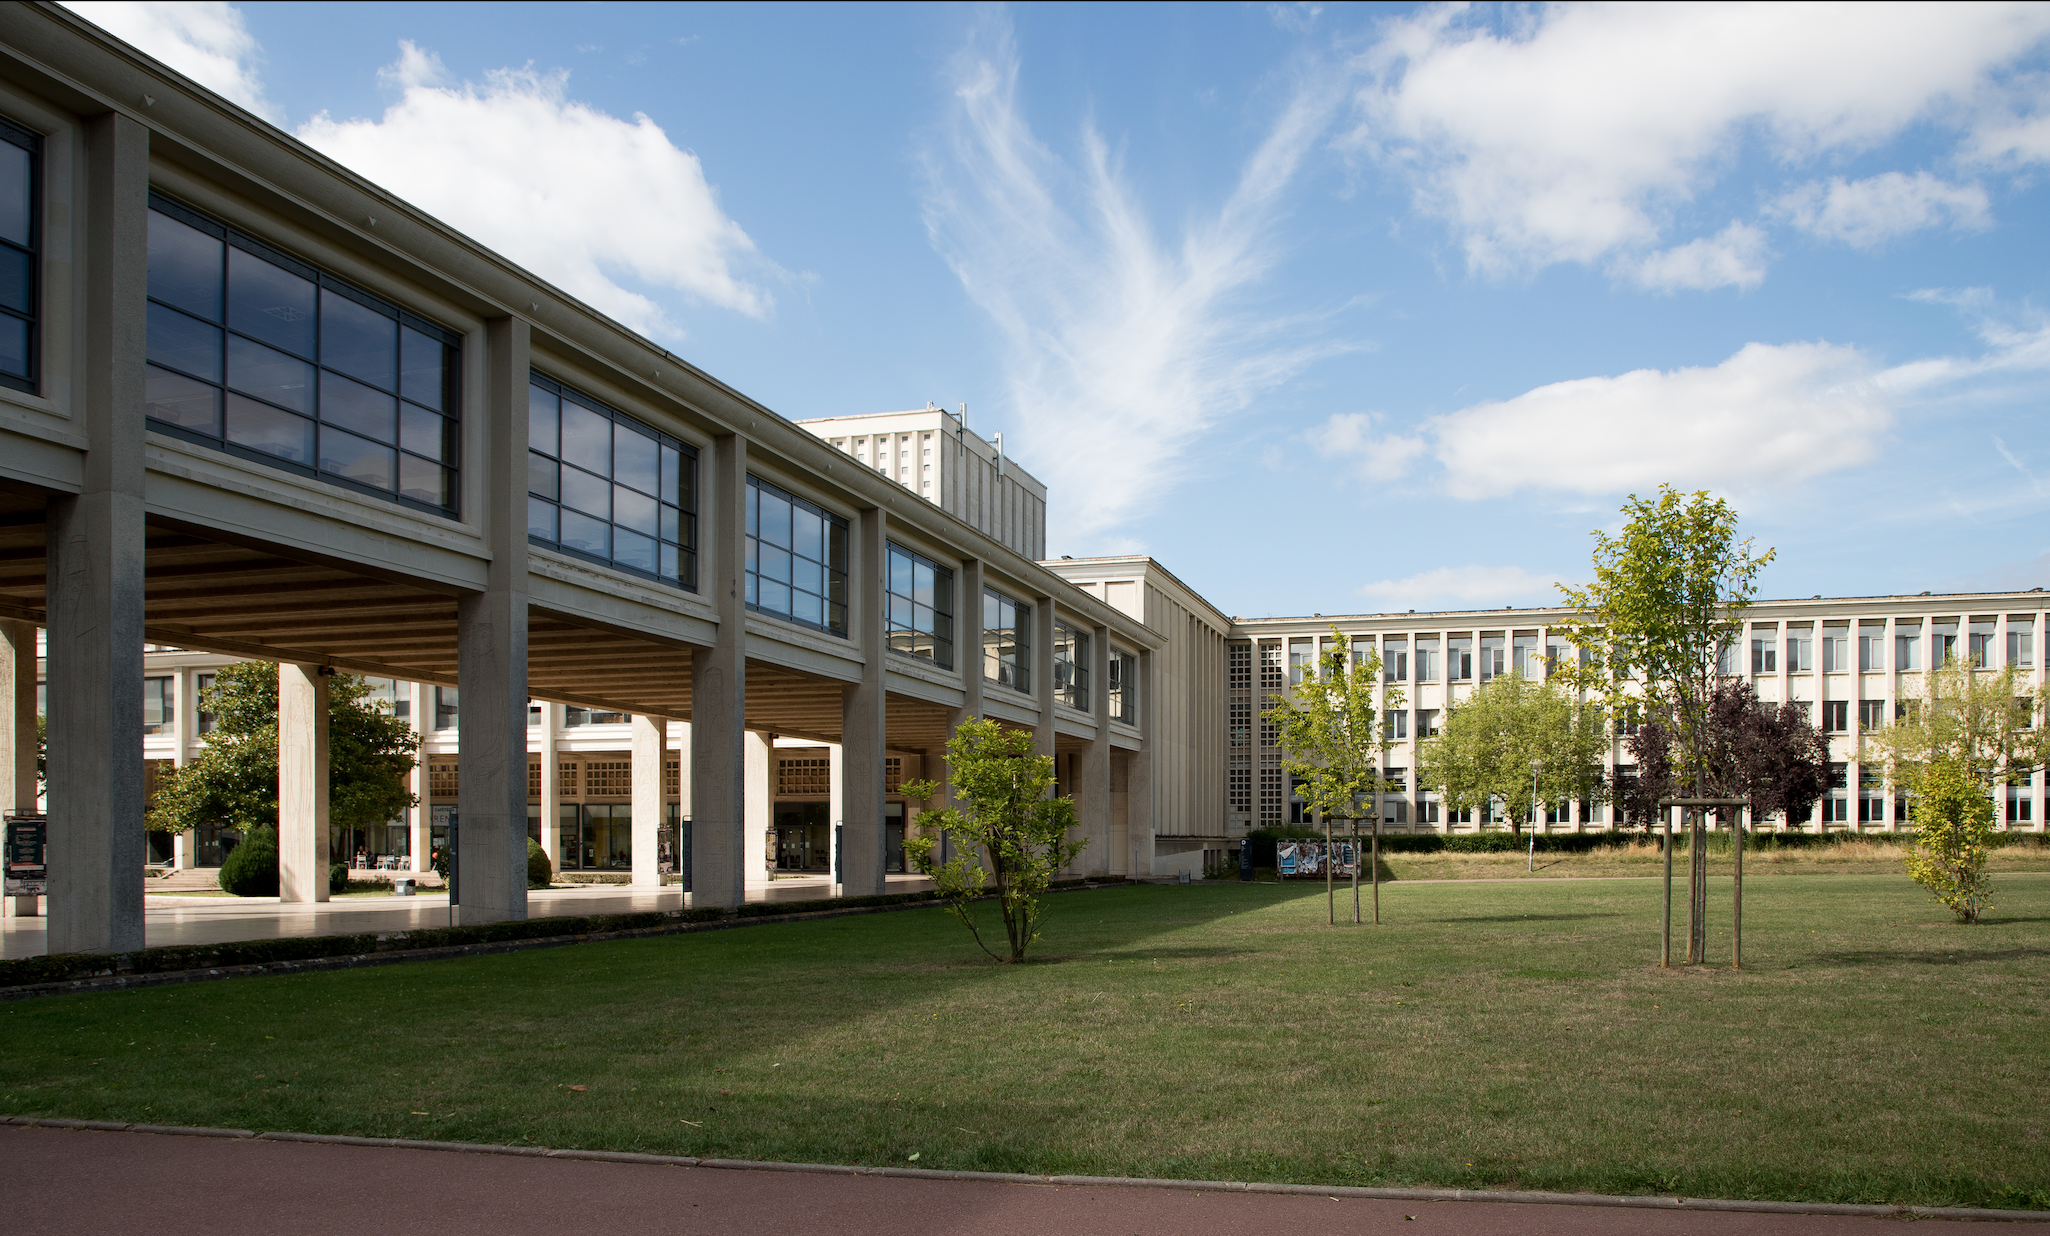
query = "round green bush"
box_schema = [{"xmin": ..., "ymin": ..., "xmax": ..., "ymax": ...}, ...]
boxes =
[
  {"xmin": 218, "ymin": 824, "xmax": 279, "ymax": 897},
  {"xmin": 328, "ymin": 862, "xmax": 348, "ymax": 895},
  {"xmin": 527, "ymin": 837, "xmax": 553, "ymax": 889}
]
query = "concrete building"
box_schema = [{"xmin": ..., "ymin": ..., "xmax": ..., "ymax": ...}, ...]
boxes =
[
  {"xmin": 0, "ymin": 5, "xmax": 1165, "ymax": 952},
  {"xmin": 799, "ymin": 407, "xmax": 1047, "ymax": 561}
]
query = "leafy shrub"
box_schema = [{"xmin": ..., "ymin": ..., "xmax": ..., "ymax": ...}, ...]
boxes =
[
  {"xmin": 327, "ymin": 862, "xmax": 347, "ymax": 895},
  {"xmin": 218, "ymin": 824, "xmax": 279, "ymax": 897},
  {"xmin": 527, "ymin": 837, "xmax": 553, "ymax": 889}
]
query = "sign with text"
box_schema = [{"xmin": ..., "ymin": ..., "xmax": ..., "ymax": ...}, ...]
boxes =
[{"xmin": 4, "ymin": 812, "xmax": 47, "ymax": 896}]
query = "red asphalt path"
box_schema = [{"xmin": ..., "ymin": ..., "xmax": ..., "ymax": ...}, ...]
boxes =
[{"xmin": 4, "ymin": 1126, "xmax": 2045, "ymax": 1236}]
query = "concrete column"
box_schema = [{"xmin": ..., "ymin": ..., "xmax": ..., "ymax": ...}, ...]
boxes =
[
  {"xmin": 631, "ymin": 714, "xmax": 664, "ymax": 888},
  {"xmin": 277, "ymin": 663, "xmax": 330, "ymax": 903},
  {"xmin": 407, "ymin": 681, "xmax": 430, "ymax": 871},
  {"xmin": 169, "ymin": 667, "xmax": 195, "ymax": 871},
  {"xmin": 454, "ymin": 316, "xmax": 532, "ymax": 925},
  {"xmin": 745, "ymin": 732, "xmax": 772, "ymax": 884},
  {"xmin": 539, "ymin": 703, "xmax": 560, "ymax": 877},
  {"xmin": 841, "ymin": 505, "xmax": 889, "ymax": 896},
  {"xmin": 828, "ymin": 740, "xmax": 844, "ymax": 888},
  {"xmin": 46, "ymin": 112, "xmax": 149, "ymax": 956},
  {"xmin": 1075, "ymin": 623, "xmax": 1112, "ymax": 876},
  {"xmin": 1033, "ymin": 596, "xmax": 1057, "ymax": 766},
  {"xmin": 691, "ymin": 433, "xmax": 748, "ymax": 908},
  {"xmin": 1, "ymin": 619, "xmax": 38, "ymax": 915},
  {"xmin": 1130, "ymin": 649, "xmax": 1156, "ymax": 877}
]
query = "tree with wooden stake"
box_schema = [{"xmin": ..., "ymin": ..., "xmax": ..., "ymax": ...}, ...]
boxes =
[
  {"xmin": 1263, "ymin": 628, "xmax": 1391, "ymax": 925},
  {"xmin": 901, "ymin": 719, "xmax": 1086, "ymax": 962},
  {"xmin": 1621, "ymin": 682, "xmax": 1829, "ymax": 966},
  {"xmin": 1555, "ymin": 485, "xmax": 1774, "ymax": 967}
]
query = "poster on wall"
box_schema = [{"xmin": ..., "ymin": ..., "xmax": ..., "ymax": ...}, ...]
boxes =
[{"xmin": 4, "ymin": 812, "xmax": 47, "ymax": 896}]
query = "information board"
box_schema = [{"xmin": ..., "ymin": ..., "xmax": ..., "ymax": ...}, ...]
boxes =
[{"xmin": 4, "ymin": 812, "xmax": 47, "ymax": 896}]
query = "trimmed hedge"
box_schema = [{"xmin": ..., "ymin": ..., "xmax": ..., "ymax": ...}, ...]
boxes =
[{"xmin": 218, "ymin": 826, "xmax": 279, "ymax": 897}]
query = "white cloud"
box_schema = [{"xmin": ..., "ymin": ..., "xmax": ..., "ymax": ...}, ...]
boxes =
[
  {"xmin": 1303, "ymin": 411, "xmax": 1427, "ymax": 480},
  {"xmin": 924, "ymin": 18, "xmax": 1346, "ymax": 542},
  {"xmin": 1351, "ymin": 3, "xmax": 2050, "ymax": 276},
  {"xmin": 300, "ymin": 43, "xmax": 775, "ymax": 339},
  {"xmin": 63, "ymin": 0, "xmax": 278, "ymax": 121},
  {"xmin": 1428, "ymin": 341, "xmax": 1891, "ymax": 500},
  {"xmin": 1622, "ymin": 221, "xmax": 1768, "ymax": 292},
  {"xmin": 1772, "ymin": 172, "xmax": 1991, "ymax": 247},
  {"xmin": 1356, "ymin": 565, "xmax": 1563, "ymax": 609}
]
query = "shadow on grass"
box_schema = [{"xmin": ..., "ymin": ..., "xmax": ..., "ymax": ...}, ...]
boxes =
[
  {"xmin": 1439, "ymin": 912, "xmax": 1624, "ymax": 924},
  {"xmin": 1818, "ymin": 946, "xmax": 2050, "ymax": 966}
]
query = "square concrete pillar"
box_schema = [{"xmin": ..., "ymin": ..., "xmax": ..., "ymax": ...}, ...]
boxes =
[
  {"xmin": 407, "ymin": 681, "xmax": 430, "ymax": 872},
  {"xmin": 691, "ymin": 433, "xmax": 748, "ymax": 908},
  {"xmin": 1129, "ymin": 649, "xmax": 1156, "ymax": 876},
  {"xmin": 1033, "ymin": 596, "xmax": 1057, "ymax": 767},
  {"xmin": 277, "ymin": 663, "xmax": 330, "ymax": 903},
  {"xmin": 538, "ymin": 702, "xmax": 560, "ymax": 879},
  {"xmin": 840, "ymin": 506, "xmax": 888, "ymax": 896},
  {"xmin": 1, "ymin": 619, "xmax": 39, "ymax": 916},
  {"xmin": 1073, "ymin": 622, "xmax": 1112, "ymax": 877},
  {"xmin": 631, "ymin": 714, "xmax": 664, "ymax": 888},
  {"xmin": 46, "ymin": 112, "xmax": 149, "ymax": 955},
  {"xmin": 454, "ymin": 316, "xmax": 533, "ymax": 925},
  {"xmin": 746, "ymin": 732, "xmax": 773, "ymax": 883}
]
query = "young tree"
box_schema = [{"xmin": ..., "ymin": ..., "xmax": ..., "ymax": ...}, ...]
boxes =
[
  {"xmin": 1555, "ymin": 486, "xmax": 1774, "ymax": 780},
  {"xmin": 1555, "ymin": 485, "xmax": 1773, "ymax": 962},
  {"xmin": 148, "ymin": 662, "xmax": 418, "ymax": 859},
  {"xmin": 1263, "ymin": 628, "xmax": 1390, "ymax": 923},
  {"xmin": 902, "ymin": 719, "xmax": 1085, "ymax": 963},
  {"xmin": 1865, "ymin": 656, "xmax": 2045, "ymax": 921},
  {"xmin": 1419, "ymin": 671, "xmax": 1610, "ymax": 836}
]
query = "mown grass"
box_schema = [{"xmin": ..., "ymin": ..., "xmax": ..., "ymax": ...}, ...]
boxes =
[
  {"xmin": 2, "ymin": 873, "xmax": 2046, "ymax": 1209},
  {"xmin": 1371, "ymin": 836, "xmax": 2050, "ymax": 882}
]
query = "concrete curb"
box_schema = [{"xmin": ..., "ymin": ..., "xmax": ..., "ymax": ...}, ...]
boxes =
[
  {"xmin": 3, "ymin": 1117, "xmax": 2043, "ymax": 1222},
  {"xmin": 0, "ymin": 881, "xmax": 1132, "ymax": 1001}
]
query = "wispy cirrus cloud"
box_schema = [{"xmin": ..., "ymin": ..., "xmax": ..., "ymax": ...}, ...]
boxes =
[{"xmin": 922, "ymin": 15, "xmax": 1349, "ymax": 544}]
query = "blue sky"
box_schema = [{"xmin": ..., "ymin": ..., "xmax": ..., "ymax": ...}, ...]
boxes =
[{"xmin": 72, "ymin": 2, "xmax": 2050, "ymax": 618}]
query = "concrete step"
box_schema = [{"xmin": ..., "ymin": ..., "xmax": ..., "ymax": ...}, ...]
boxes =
[{"xmin": 152, "ymin": 868, "xmax": 221, "ymax": 892}]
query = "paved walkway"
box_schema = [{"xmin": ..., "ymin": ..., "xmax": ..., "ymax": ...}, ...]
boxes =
[
  {"xmin": 2, "ymin": 1126, "xmax": 2040, "ymax": 1236},
  {"xmin": 0, "ymin": 874, "xmax": 936, "ymax": 958}
]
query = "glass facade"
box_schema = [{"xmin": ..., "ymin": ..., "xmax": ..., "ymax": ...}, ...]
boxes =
[
  {"xmin": 0, "ymin": 118, "xmax": 38, "ymax": 393},
  {"xmin": 745, "ymin": 476, "xmax": 848, "ymax": 634},
  {"xmin": 1054, "ymin": 622, "xmax": 1089, "ymax": 712},
  {"xmin": 886, "ymin": 542, "xmax": 953, "ymax": 668},
  {"xmin": 983, "ymin": 588, "xmax": 1031, "ymax": 693},
  {"xmin": 527, "ymin": 373, "xmax": 697, "ymax": 587},
  {"xmin": 143, "ymin": 193, "xmax": 461, "ymax": 515}
]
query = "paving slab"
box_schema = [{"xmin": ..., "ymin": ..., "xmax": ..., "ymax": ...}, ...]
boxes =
[{"xmin": 2, "ymin": 1125, "xmax": 2042, "ymax": 1236}]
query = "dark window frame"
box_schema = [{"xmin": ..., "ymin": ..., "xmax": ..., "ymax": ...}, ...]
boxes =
[
  {"xmin": 0, "ymin": 116, "xmax": 41, "ymax": 395},
  {"xmin": 885, "ymin": 541, "xmax": 954, "ymax": 669},
  {"xmin": 526, "ymin": 371, "xmax": 698, "ymax": 591},
  {"xmin": 744, "ymin": 474, "xmax": 849, "ymax": 636},
  {"xmin": 1053, "ymin": 621, "xmax": 1090, "ymax": 713},
  {"xmin": 142, "ymin": 191, "xmax": 463, "ymax": 518},
  {"xmin": 983, "ymin": 587, "xmax": 1032, "ymax": 694},
  {"xmin": 1109, "ymin": 648, "xmax": 1137, "ymax": 724}
]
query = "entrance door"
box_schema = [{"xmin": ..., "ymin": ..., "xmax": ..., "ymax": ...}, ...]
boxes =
[{"xmin": 774, "ymin": 802, "xmax": 831, "ymax": 870}]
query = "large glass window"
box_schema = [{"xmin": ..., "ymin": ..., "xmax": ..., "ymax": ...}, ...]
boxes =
[
  {"xmin": 1109, "ymin": 650, "xmax": 1137, "ymax": 723},
  {"xmin": 886, "ymin": 543, "xmax": 953, "ymax": 668},
  {"xmin": 0, "ymin": 118, "xmax": 39, "ymax": 393},
  {"xmin": 983, "ymin": 588, "xmax": 1031, "ymax": 693},
  {"xmin": 745, "ymin": 476, "xmax": 847, "ymax": 635},
  {"xmin": 1054, "ymin": 622, "xmax": 1089, "ymax": 712},
  {"xmin": 143, "ymin": 676, "xmax": 175, "ymax": 735},
  {"xmin": 143, "ymin": 193, "xmax": 461, "ymax": 515},
  {"xmin": 527, "ymin": 373, "xmax": 696, "ymax": 587}
]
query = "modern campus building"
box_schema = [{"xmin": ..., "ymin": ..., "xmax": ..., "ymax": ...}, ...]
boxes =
[{"xmin": 0, "ymin": 7, "xmax": 2041, "ymax": 952}]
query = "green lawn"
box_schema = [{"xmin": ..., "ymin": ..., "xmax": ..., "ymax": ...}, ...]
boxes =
[{"xmin": 3, "ymin": 873, "xmax": 2047, "ymax": 1209}]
